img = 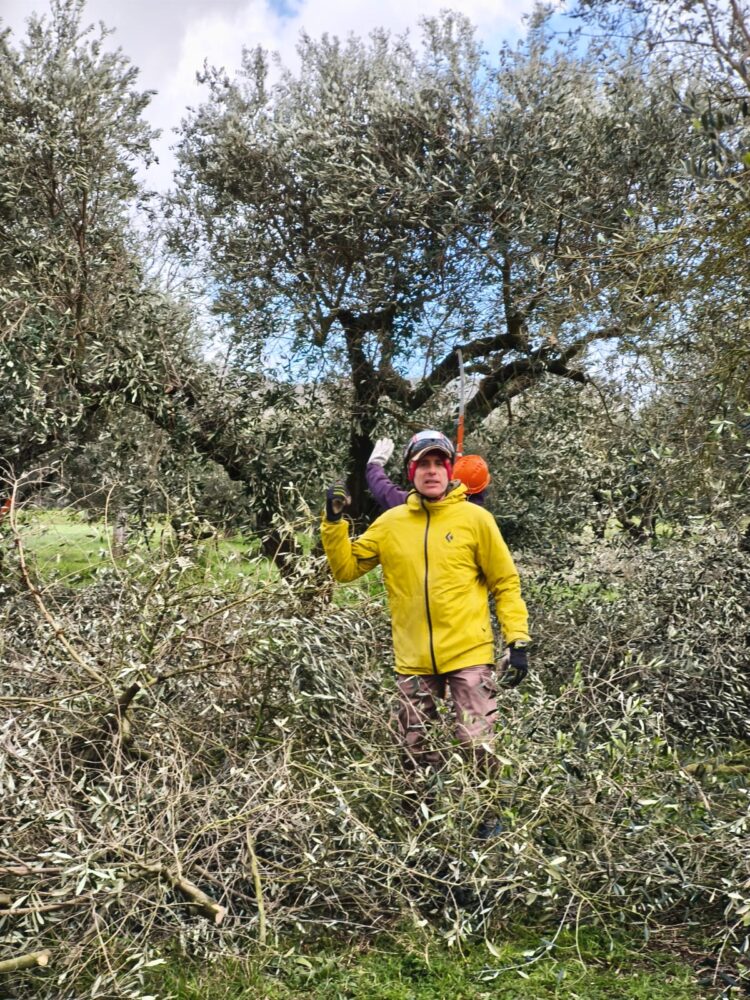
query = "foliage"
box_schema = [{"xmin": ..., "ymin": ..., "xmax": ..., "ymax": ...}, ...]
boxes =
[
  {"xmin": 0, "ymin": 0, "xmax": 158, "ymax": 471},
  {"xmin": 471, "ymin": 381, "xmax": 617, "ymax": 548},
  {"xmin": 169, "ymin": 12, "xmax": 694, "ymax": 513},
  {"xmin": 51, "ymin": 366, "xmax": 347, "ymax": 556},
  {"xmin": 466, "ymin": 366, "xmax": 748, "ymax": 550},
  {"xmin": 0, "ymin": 0, "xmax": 317, "ymax": 548},
  {"xmin": 3, "ymin": 0, "xmax": 742, "ymax": 552},
  {"xmin": 566, "ymin": 0, "xmax": 750, "ymax": 470},
  {"xmin": 528, "ymin": 530, "xmax": 750, "ymax": 741},
  {"xmin": 1, "ymin": 510, "xmax": 748, "ymax": 998}
]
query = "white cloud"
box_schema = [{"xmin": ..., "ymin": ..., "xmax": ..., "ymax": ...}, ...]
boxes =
[{"xmin": 3, "ymin": 0, "xmax": 537, "ymax": 190}]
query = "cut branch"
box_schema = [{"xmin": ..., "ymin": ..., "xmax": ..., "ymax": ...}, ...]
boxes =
[
  {"xmin": 173, "ymin": 875, "xmax": 227, "ymax": 925},
  {"xmin": 246, "ymin": 829, "xmax": 266, "ymax": 945},
  {"xmin": 0, "ymin": 895, "xmax": 91, "ymax": 917},
  {"xmin": 8, "ymin": 485, "xmax": 106, "ymax": 688},
  {"xmin": 0, "ymin": 950, "xmax": 51, "ymax": 974},
  {"xmin": 138, "ymin": 862, "xmax": 227, "ymax": 925}
]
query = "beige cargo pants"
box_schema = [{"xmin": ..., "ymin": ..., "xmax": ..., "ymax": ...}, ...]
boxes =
[{"xmin": 395, "ymin": 664, "xmax": 498, "ymax": 772}]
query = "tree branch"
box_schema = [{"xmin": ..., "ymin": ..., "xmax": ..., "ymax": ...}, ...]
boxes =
[
  {"xmin": 8, "ymin": 485, "xmax": 106, "ymax": 688},
  {"xmin": 407, "ymin": 332, "xmax": 520, "ymax": 411},
  {"xmin": 0, "ymin": 951, "xmax": 52, "ymax": 974}
]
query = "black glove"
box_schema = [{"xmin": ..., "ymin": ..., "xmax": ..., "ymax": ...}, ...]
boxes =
[
  {"xmin": 325, "ymin": 481, "xmax": 350, "ymax": 522},
  {"xmin": 500, "ymin": 642, "xmax": 529, "ymax": 688}
]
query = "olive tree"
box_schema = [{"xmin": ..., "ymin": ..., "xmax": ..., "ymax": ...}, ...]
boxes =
[
  {"xmin": 0, "ymin": 0, "xmax": 160, "ymax": 474},
  {"xmin": 567, "ymin": 0, "xmax": 749, "ymax": 296},
  {"xmin": 565, "ymin": 0, "xmax": 750, "ymax": 540},
  {"xmin": 0, "ymin": 6, "xmax": 225, "ymax": 532},
  {"xmin": 170, "ymin": 12, "xmax": 694, "ymax": 513}
]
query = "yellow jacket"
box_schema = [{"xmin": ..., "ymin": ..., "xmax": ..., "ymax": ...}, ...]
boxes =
[{"xmin": 321, "ymin": 483, "xmax": 530, "ymax": 675}]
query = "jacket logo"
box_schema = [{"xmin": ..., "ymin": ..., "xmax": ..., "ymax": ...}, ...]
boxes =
[{"xmin": 445, "ymin": 532, "xmax": 453, "ymax": 542}]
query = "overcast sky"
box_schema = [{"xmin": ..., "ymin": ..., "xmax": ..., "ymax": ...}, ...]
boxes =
[{"xmin": 2, "ymin": 0, "xmax": 541, "ymax": 189}]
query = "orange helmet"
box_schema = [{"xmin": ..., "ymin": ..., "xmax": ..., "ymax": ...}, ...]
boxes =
[{"xmin": 453, "ymin": 454, "xmax": 491, "ymax": 494}]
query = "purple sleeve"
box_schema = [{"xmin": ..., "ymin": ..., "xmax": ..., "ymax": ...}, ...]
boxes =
[{"xmin": 366, "ymin": 462, "xmax": 409, "ymax": 510}]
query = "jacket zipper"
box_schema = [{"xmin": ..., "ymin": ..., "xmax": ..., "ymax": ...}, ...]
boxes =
[{"xmin": 422, "ymin": 501, "xmax": 438, "ymax": 673}]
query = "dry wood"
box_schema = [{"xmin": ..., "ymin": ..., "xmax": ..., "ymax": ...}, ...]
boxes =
[
  {"xmin": 172, "ymin": 875, "xmax": 227, "ymax": 925},
  {"xmin": 0, "ymin": 866, "xmax": 65, "ymax": 876},
  {"xmin": 8, "ymin": 491, "xmax": 105, "ymax": 687},
  {"xmin": 137, "ymin": 862, "xmax": 226, "ymax": 925},
  {"xmin": 246, "ymin": 829, "xmax": 266, "ymax": 945},
  {"xmin": 0, "ymin": 949, "xmax": 51, "ymax": 973},
  {"xmin": 0, "ymin": 895, "xmax": 92, "ymax": 918}
]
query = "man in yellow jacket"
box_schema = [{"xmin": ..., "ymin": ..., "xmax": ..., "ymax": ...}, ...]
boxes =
[{"xmin": 322, "ymin": 430, "xmax": 531, "ymax": 791}]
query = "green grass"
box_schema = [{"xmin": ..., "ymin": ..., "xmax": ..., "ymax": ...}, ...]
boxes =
[
  {"xmin": 151, "ymin": 926, "xmax": 705, "ymax": 999},
  {"xmin": 15, "ymin": 510, "xmax": 112, "ymax": 582},
  {"xmin": 10, "ymin": 511, "xmax": 272, "ymax": 588},
  {"xmin": 334, "ymin": 564, "xmax": 388, "ymax": 605}
]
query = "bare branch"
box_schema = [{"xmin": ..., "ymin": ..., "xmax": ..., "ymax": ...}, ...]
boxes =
[{"xmin": 0, "ymin": 951, "xmax": 52, "ymax": 974}]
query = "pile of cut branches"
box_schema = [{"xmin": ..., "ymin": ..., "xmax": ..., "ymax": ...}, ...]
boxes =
[{"xmin": 1, "ymin": 520, "xmax": 749, "ymax": 998}]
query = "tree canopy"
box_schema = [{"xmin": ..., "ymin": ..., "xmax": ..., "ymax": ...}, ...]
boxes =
[
  {"xmin": 1, "ymin": 0, "xmax": 746, "ymax": 536},
  {"xmin": 0, "ymin": 0, "xmax": 159, "ymax": 472},
  {"xmin": 170, "ymin": 13, "xmax": 696, "ymax": 512}
]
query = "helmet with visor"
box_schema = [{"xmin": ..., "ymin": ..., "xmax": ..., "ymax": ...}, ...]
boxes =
[{"xmin": 403, "ymin": 430, "xmax": 456, "ymax": 482}]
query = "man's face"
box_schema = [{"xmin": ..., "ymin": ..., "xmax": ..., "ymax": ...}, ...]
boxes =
[{"xmin": 413, "ymin": 451, "xmax": 450, "ymax": 500}]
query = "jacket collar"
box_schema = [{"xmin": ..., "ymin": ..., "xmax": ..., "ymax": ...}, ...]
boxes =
[{"xmin": 406, "ymin": 481, "xmax": 468, "ymax": 511}]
